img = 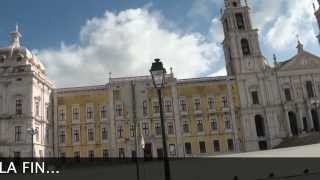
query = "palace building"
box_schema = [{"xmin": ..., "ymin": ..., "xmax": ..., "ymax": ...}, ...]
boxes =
[{"xmin": 0, "ymin": 0, "xmax": 320, "ymax": 158}]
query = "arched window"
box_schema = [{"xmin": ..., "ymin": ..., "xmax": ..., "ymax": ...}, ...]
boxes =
[
  {"xmin": 0, "ymin": 55, "xmax": 6, "ymax": 63},
  {"xmin": 241, "ymin": 39, "xmax": 250, "ymax": 56},
  {"xmin": 235, "ymin": 13, "xmax": 245, "ymax": 30},
  {"xmin": 255, "ymin": 115, "xmax": 265, "ymax": 137}
]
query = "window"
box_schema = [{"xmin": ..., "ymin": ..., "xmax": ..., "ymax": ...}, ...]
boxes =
[
  {"xmin": 87, "ymin": 128, "xmax": 94, "ymax": 142},
  {"xmin": 142, "ymin": 100, "xmax": 148, "ymax": 116},
  {"xmin": 35, "ymin": 101, "xmax": 40, "ymax": 116},
  {"xmin": 59, "ymin": 152, "xmax": 66, "ymax": 158},
  {"xmin": 199, "ymin": 141, "xmax": 206, "ymax": 153},
  {"xmin": 232, "ymin": 1, "xmax": 237, "ymax": 7},
  {"xmin": 86, "ymin": 105, "xmax": 94, "ymax": 120},
  {"xmin": 185, "ymin": 142, "xmax": 192, "ymax": 155},
  {"xmin": 15, "ymin": 126, "xmax": 22, "ymax": 142},
  {"xmin": 130, "ymin": 125, "xmax": 135, "ymax": 137},
  {"xmin": 197, "ymin": 120, "xmax": 204, "ymax": 132},
  {"xmin": 284, "ymin": 88, "xmax": 292, "ymax": 101},
  {"xmin": 119, "ymin": 148, "xmax": 125, "ymax": 158},
  {"xmin": 255, "ymin": 115, "xmax": 265, "ymax": 137},
  {"xmin": 208, "ymin": 97, "xmax": 215, "ymax": 110},
  {"xmin": 306, "ymin": 81, "xmax": 314, "ymax": 98},
  {"xmin": 88, "ymin": 150, "xmax": 94, "ymax": 159},
  {"xmin": 100, "ymin": 105, "xmax": 107, "ymax": 119},
  {"xmin": 224, "ymin": 114, "xmax": 232, "ymax": 130},
  {"xmin": 179, "ymin": 98, "xmax": 187, "ymax": 112},
  {"xmin": 169, "ymin": 144, "xmax": 176, "ymax": 155},
  {"xmin": 142, "ymin": 123, "xmax": 149, "ymax": 135},
  {"xmin": 102, "ymin": 127, "xmax": 108, "ymax": 140},
  {"xmin": 115, "ymin": 104, "xmax": 123, "ymax": 117},
  {"xmin": 58, "ymin": 107, "xmax": 65, "ymax": 121},
  {"xmin": 35, "ymin": 127, "xmax": 39, "ymax": 142},
  {"xmin": 16, "ymin": 55, "xmax": 23, "ymax": 62},
  {"xmin": 194, "ymin": 98, "xmax": 201, "ymax": 111},
  {"xmin": 165, "ymin": 100, "xmax": 172, "ymax": 113},
  {"xmin": 235, "ymin": 13, "xmax": 245, "ymax": 30},
  {"xmin": 213, "ymin": 140, "xmax": 220, "ymax": 152},
  {"xmin": 251, "ymin": 91, "xmax": 260, "ymax": 105},
  {"xmin": 0, "ymin": 55, "xmax": 5, "ymax": 63},
  {"xmin": 241, "ymin": 39, "xmax": 250, "ymax": 56},
  {"xmin": 210, "ymin": 117, "xmax": 218, "ymax": 131},
  {"xmin": 182, "ymin": 121, "xmax": 190, "ymax": 133},
  {"xmin": 222, "ymin": 96, "xmax": 229, "ymax": 108},
  {"xmin": 167, "ymin": 122, "xmax": 174, "ymax": 135},
  {"xmin": 13, "ymin": 151, "xmax": 20, "ymax": 158},
  {"xmin": 16, "ymin": 97, "xmax": 22, "ymax": 115},
  {"xmin": 227, "ymin": 139, "xmax": 234, "ymax": 151},
  {"xmin": 153, "ymin": 101, "xmax": 160, "ymax": 114},
  {"xmin": 73, "ymin": 128, "xmax": 80, "ymax": 143},
  {"xmin": 72, "ymin": 106, "xmax": 80, "ymax": 121},
  {"xmin": 103, "ymin": 149, "xmax": 109, "ymax": 159},
  {"xmin": 117, "ymin": 126, "xmax": 124, "ymax": 138},
  {"xmin": 155, "ymin": 123, "xmax": 161, "ymax": 136},
  {"xmin": 59, "ymin": 129, "xmax": 65, "ymax": 144}
]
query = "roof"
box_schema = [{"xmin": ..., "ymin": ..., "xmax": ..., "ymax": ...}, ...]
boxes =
[
  {"xmin": 55, "ymin": 84, "xmax": 107, "ymax": 93},
  {"xmin": 177, "ymin": 76, "xmax": 234, "ymax": 85}
]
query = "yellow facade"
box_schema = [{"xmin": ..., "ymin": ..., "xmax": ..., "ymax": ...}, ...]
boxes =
[
  {"xmin": 54, "ymin": 76, "xmax": 241, "ymax": 158},
  {"xmin": 176, "ymin": 78, "xmax": 241, "ymax": 155},
  {"xmin": 55, "ymin": 86, "xmax": 111, "ymax": 158}
]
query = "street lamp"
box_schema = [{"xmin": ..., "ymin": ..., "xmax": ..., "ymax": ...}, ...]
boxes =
[
  {"xmin": 27, "ymin": 128, "xmax": 38, "ymax": 159},
  {"xmin": 150, "ymin": 58, "xmax": 171, "ymax": 180}
]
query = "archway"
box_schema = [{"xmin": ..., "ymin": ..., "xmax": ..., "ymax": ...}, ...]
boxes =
[
  {"xmin": 311, "ymin": 109, "xmax": 320, "ymax": 131},
  {"xmin": 288, "ymin": 111, "xmax": 298, "ymax": 136},
  {"xmin": 255, "ymin": 115, "xmax": 265, "ymax": 137}
]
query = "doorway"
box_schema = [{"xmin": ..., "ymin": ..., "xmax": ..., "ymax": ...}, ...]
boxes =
[
  {"xmin": 288, "ymin": 111, "xmax": 299, "ymax": 136},
  {"xmin": 311, "ymin": 109, "xmax": 320, "ymax": 131},
  {"xmin": 144, "ymin": 143, "xmax": 153, "ymax": 160}
]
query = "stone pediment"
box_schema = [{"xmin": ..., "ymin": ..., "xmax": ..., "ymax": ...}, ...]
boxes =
[{"xmin": 278, "ymin": 51, "xmax": 320, "ymax": 71}]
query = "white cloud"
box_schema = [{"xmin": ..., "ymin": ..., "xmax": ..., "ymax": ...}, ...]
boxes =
[
  {"xmin": 264, "ymin": 0, "xmax": 316, "ymax": 51},
  {"xmin": 208, "ymin": 67, "xmax": 227, "ymax": 77},
  {"xmin": 39, "ymin": 8, "xmax": 221, "ymax": 87},
  {"xmin": 251, "ymin": 0, "xmax": 285, "ymax": 31}
]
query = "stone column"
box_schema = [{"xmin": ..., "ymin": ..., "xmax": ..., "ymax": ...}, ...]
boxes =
[
  {"xmin": 307, "ymin": 104, "xmax": 315, "ymax": 131},
  {"xmin": 227, "ymin": 78, "xmax": 240, "ymax": 152},
  {"xmin": 108, "ymin": 84, "xmax": 117, "ymax": 157},
  {"xmin": 296, "ymin": 104, "xmax": 304, "ymax": 134},
  {"xmin": 171, "ymin": 79, "xmax": 183, "ymax": 157}
]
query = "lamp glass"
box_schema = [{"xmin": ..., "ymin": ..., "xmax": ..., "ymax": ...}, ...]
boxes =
[{"xmin": 151, "ymin": 69, "xmax": 165, "ymax": 89}]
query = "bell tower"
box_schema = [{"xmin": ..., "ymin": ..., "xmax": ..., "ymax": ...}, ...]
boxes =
[{"xmin": 221, "ymin": 0, "xmax": 266, "ymax": 75}]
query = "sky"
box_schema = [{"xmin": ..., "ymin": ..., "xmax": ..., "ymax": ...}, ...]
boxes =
[{"xmin": 0, "ymin": 0, "xmax": 320, "ymax": 87}]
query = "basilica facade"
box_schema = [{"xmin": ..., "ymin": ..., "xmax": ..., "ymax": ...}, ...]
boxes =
[{"xmin": 0, "ymin": 0, "xmax": 320, "ymax": 158}]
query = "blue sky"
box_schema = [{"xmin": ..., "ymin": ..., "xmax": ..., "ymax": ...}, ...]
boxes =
[{"xmin": 0, "ymin": 0, "xmax": 320, "ymax": 87}]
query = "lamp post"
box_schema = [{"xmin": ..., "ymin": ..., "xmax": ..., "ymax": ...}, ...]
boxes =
[
  {"xmin": 150, "ymin": 58, "xmax": 171, "ymax": 180},
  {"xmin": 27, "ymin": 128, "xmax": 38, "ymax": 159}
]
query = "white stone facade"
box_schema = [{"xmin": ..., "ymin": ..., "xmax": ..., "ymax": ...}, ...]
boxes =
[
  {"xmin": 0, "ymin": 28, "xmax": 54, "ymax": 157},
  {"xmin": 222, "ymin": 0, "xmax": 320, "ymax": 151}
]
